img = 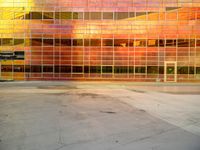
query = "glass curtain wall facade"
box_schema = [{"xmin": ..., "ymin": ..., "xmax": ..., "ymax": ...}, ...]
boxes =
[{"xmin": 0, "ymin": 0, "xmax": 200, "ymax": 81}]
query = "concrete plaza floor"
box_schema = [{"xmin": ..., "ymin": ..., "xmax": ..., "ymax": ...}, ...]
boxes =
[{"xmin": 0, "ymin": 81, "xmax": 200, "ymax": 150}]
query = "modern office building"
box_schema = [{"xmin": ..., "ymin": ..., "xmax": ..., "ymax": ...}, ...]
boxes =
[{"xmin": 0, "ymin": 0, "xmax": 200, "ymax": 82}]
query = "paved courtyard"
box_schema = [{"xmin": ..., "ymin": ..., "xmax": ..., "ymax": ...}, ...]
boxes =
[{"xmin": 0, "ymin": 81, "xmax": 200, "ymax": 150}]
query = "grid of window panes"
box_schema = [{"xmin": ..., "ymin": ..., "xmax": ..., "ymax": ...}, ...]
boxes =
[{"xmin": 0, "ymin": 0, "xmax": 200, "ymax": 81}]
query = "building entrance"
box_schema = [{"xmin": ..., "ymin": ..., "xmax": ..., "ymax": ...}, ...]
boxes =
[{"xmin": 164, "ymin": 61, "xmax": 177, "ymax": 82}]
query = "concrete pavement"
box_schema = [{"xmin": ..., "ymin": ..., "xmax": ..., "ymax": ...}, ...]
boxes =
[{"xmin": 0, "ymin": 81, "xmax": 200, "ymax": 150}]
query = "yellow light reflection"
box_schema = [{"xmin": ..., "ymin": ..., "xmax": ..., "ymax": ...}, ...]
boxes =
[{"xmin": 0, "ymin": 0, "xmax": 35, "ymax": 36}]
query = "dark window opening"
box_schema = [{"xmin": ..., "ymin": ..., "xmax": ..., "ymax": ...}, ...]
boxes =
[
  {"xmin": 197, "ymin": 40, "xmax": 200, "ymax": 47},
  {"xmin": 177, "ymin": 66, "xmax": 189, "ymax": 74},
  {"xmin": 129, "ymin": 67, "xmax": 134, "ymax": 73},
  {"xmin": 196, "ymin": 67, "xmax": 200, "ymax": 74},
  {"xmin": 43, "ymin": 66, "xmax": 53, "ymax": 72},
  {"xmin": 31, "ymin": 66, "xmax": 42, "ymax": 73},
  {"xmin": 114, "ymin": 66, "xmax": 128, "ymax": 73},
  {"xmin": 102, "ymin": 66, "xmax": 113, "ymax": 73},
  {"xmin": 25, "ymin": 13, "xmax": 31, "ymax": 19},
  {"xmin": 73, "ymin": 66, "xmax": 83, "ymax": 73},
  {"xmin": 189, "ymin": 67, "xmax": 194, "ymax": 74},
  {"xmin": 25, "ymin": 65, "xmax": 30, "ymax": 72},
  {"xmin": 84, "ymin": 39, "xmax": 90, "ymax": 46},
  {"xmin": 61, "ymin": 66, "xmax": 71, "ymax": 73},
  {"xmin": 1, "ymin": 65, "xmax": 12, "ymax": 72},
  {"xmin": 73, "ymin": 39, "xmax": 83, "ymax": 46},
  {"xmin": 147, "ymin": 66, "xmax": 159, "ymax": 74},
  {"xmin": 159, "ymin": 40, "xmax": 165, "ymax": 47},
  {"xmin": 43, "ymin": 39, "xmax": 54, "ymax": 46},
  {"xmin": 61, "ymin": 39, "xmax": 71, "ymax": 46},
  {"xmin": 190, "ymin": 39, "xmax": 195, "ymax": 47},
  {"xmin": 90, "ymin": 66, "xmax": 101, "ymax": 73},
  {"xmin": 159, "ymin": 66, "xmax": 164, "ymax": 74},
  {"xmin": 55, "ymin": 39, "xmax": 61, "ymax": 46},
  {"xmin": 14, "ymin": 51, "xmax": 25, "ymax": 60},
  {"xmin": 14, "ymin": 65, "xmax": 24, "ymax": 72},
  {"xmin": 135, "ymin": 67, "xmax": 146, "ymax": 73},
  {"xmin": 31, "ymin": 39, "xmax": 42, "ymax": 46},
  {"xmin": 84, "ymin": 66, "xmax": 90, "ymax": 73}
]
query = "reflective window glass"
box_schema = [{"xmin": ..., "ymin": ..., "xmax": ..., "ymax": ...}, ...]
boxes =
[
  {"xmin": 60, "ymin": 12, "xmax": 72, "ymax": 19},
  {"xmin": 84, "ymin": 39, "xmax": 90, "ymax": 46},
  {"xmin": 103, "ymin": 12, "xmax": 113, "ymax": 19},
  {"xmin": 102, "ymin": 39, "xmax": 113, "ymax": 46},
  {"xmin": 178, "ymin": 39, "xmax": 189, "ymax": 47},
  {"xmin": 166, "ymin": 39, "xmax": 176, "ymax": 47},
  {"xmin": 14, "ymin": 39, "xmax": 24, "ymax": 45},
  {"xmin": 196, "ymin": 39, "xmax": 200, "ymax": 47},
  {"xmin": 73, "ymin": 12, "xmax": 83, "ymax": 19},
  {"xmin": 73, "ymin": 39, "xmax": 83, "ymax": 46},
  {"xmin": 196, "ymin": 67, "xmax": 200, "ymax": 74},
  {"xmin": 90, "ymin": 39, "xmax": 101, "ymax": 46},
  {"xmin": 2, "ymin": 38, "xmax": 13, "ymax": 46},
  {"xmin": 115, "ymin": 12, "xmax": 128, "ymax": 20},
  {"xmin": 31, "ymin": 12, "xmax": 42, "ymax": 19},
  {"xmin": 14, "ymin": 51, "xmax": 25, "ymax": 60},
  {"xmin": 43, "ymin": 12, "xmax": 54, "ymax": 19},
  {"xmin": 84, "ymin": 12, "xmax": 90, "ymax": 20},
  {"xmin": 91, "ymin": 12, "xmax": 101, "ymax": 20},
  {"xmin": 14, "ymin": 65, "xmax": 24, "ymax": 72},
  {"xmin": 134, "ymin": 39, "xmax": 146, "ymax": 47},
  {"xmin": 147, "ymin": 39, "xmax": 158, "ymax": 47},
  {"xmin": 136, "ymin": 12, "xmax": 146, "ymax": 20},
  {"xmin": 114, "ymin": 39, "xmax": 128, "ymax": 47},
  {"xmin": 129, "ymin": 12, "xmax": 135, "ymax": 18}
]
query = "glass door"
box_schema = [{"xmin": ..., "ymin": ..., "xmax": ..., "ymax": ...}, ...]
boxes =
[{"xmin": 164, "ymin": 61, "xmax": 177, "ymax": 82}]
